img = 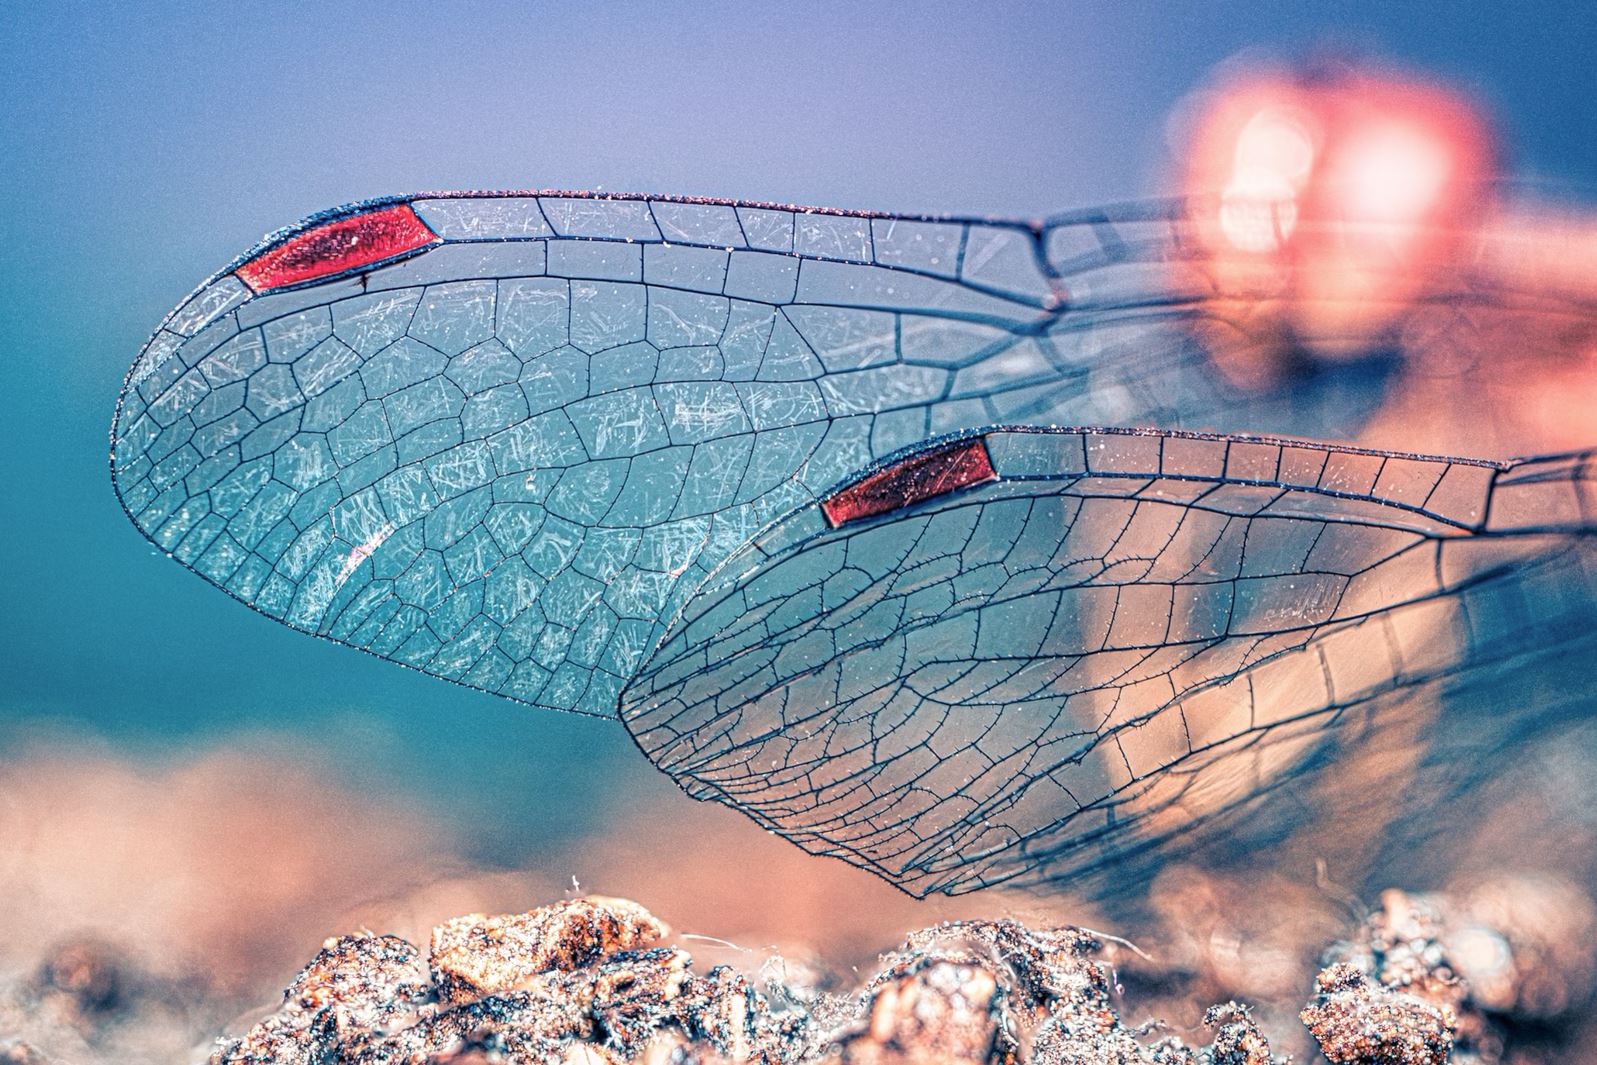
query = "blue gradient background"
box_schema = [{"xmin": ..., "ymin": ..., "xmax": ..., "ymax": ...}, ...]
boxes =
[{"xmin": 3, "ymin": 0, "xmax": 1594, "ymax": 859}]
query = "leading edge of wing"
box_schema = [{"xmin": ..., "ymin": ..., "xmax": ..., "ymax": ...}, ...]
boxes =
[
  {"xmin": 650, "ymin": 424, "xmax": 1522, "ymax": 624},
  {"xmin": 113, "ymin": 189, "xmax": 1209, "ymax": 381}
]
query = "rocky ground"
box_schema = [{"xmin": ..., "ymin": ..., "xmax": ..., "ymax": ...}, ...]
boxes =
[{"xmin": 4, "ymin": 886, "xmax": 1593, "ymax": 1065}]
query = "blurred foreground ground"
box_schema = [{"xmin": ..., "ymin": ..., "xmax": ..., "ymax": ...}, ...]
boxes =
[
  {"xmin": 3, "ymin": 736, "xmax": 1597, "ymax": 1063},
  {"xmin": 5, "ymin": 885, "xmax": 1595, "ymax": 1064}
]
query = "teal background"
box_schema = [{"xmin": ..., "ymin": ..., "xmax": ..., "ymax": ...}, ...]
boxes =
[{"xmin": 3, "ymin": 0, "xmax": 1594, "ymax": 861}]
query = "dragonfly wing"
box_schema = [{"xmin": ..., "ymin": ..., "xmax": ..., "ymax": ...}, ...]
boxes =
[
  {"xmin": 619, "ymin": 428, "xmax": 1597, "ymax": 896},
  {"xmin": 109, "ymin": 190, "xmax": 1597, "ymax": 722},
  {"xmin": 109, "ymin": 193, "xmax": 1353, "ymax": 717}
]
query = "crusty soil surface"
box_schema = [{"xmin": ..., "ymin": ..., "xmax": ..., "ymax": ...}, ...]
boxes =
[{"xmin": 6, "ymin": 885, "xmax": 1592, "ymax": 1064}]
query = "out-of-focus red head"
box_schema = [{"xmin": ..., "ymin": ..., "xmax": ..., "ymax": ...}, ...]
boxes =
[{"xmin": 1176, "ymin": 61, "xmax": 1497, "ymax": 366}]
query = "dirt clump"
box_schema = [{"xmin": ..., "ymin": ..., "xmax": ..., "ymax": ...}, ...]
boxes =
[{"xmin": 211, "ymin": 899, "xmax": 1279, "ymax": 1065}]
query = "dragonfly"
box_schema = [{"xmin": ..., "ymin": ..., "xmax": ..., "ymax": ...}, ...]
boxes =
[{"xmin": 109, "ymin": 191, "xmax": 1597, "ymax": 897}]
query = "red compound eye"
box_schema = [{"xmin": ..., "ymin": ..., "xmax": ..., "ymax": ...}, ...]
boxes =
[
  {"xmin": 822, "ymin": 437, "xmax": 998, "ymax": 527},
  {"xmin": 234, "ymin": 203, "xmax": 438, "ymax": 292}
]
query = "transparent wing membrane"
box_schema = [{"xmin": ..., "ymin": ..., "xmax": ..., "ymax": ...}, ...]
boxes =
[
  {"xmin": 110, "ymin": 191, "xmax": 1597, "ymax": 896},
  {"xmin": 620, "ymin": 429, "xmax": 1597, "ymax": 895}
]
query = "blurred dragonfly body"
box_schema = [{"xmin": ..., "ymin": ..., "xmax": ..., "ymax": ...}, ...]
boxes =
[{"xmin": 109, "ymin": 183, "xmax": 1597, "ymax": 897}]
